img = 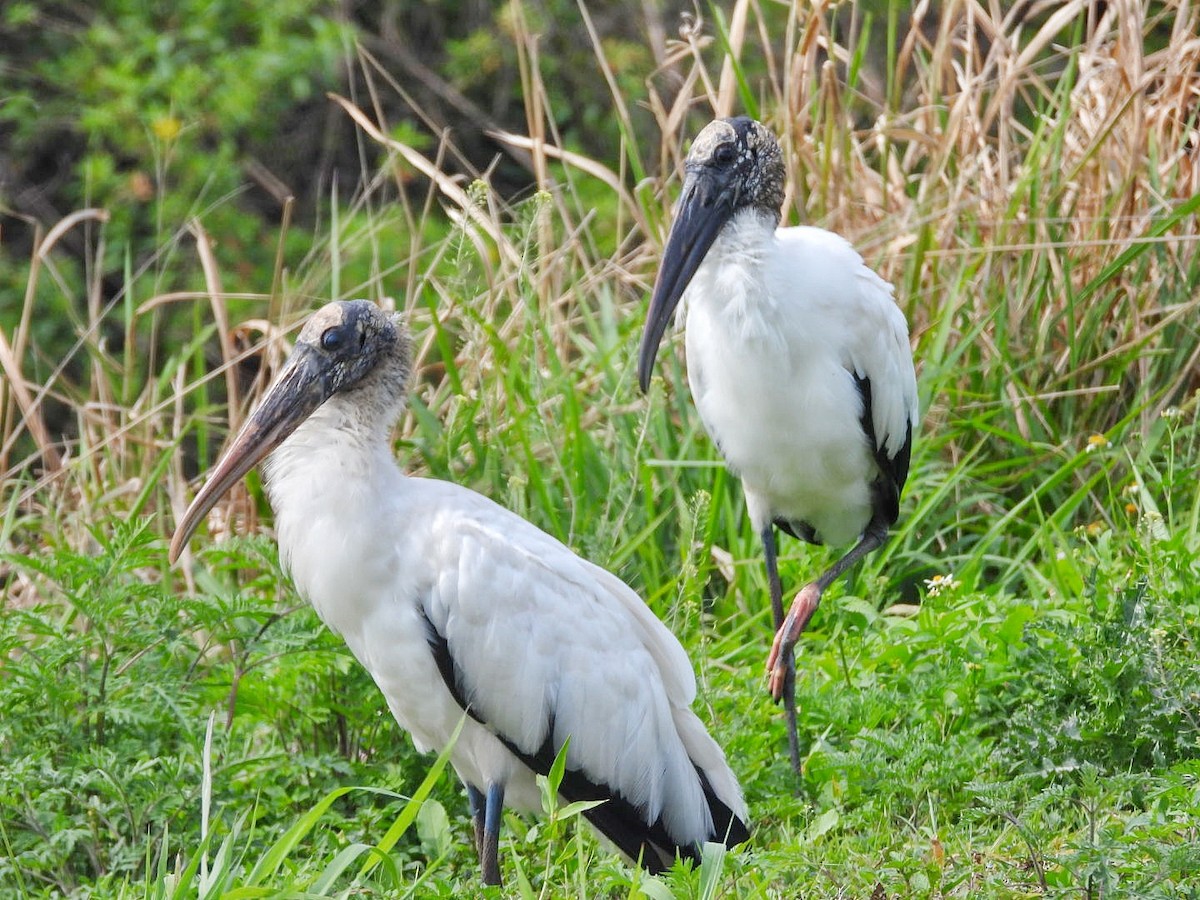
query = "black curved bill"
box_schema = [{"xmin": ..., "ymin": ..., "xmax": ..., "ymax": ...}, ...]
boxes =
[
  {"xmin": 637, "ymin": 169, "xmax": 734, "ymax": 393},
  {"xmin": 169, "ymin": 345, "xmax": 332, "ymax": 563}
]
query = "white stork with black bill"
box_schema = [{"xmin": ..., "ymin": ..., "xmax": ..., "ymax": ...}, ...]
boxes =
[
  {"xmin": 170, "ymin": 300, "xmax": 749, "ymax": 886},
  {"xmin": 637, "ymin": 117, "xmax": 918, "ymax": 777}
]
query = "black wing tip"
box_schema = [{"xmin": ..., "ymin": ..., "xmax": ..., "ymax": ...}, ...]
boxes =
[
  {"xmin": 729, "ymin": 817, "xmax": 752, "ymax": 847},
  {"xmin": 853, "ymin": 372, "xmax": 914, "ymax": 526},
  {"xmin": 501, "ymin": 730, "xmax": 749, "ymax": 875},
  {"xmin": 891, "ymin": 418, "xmax": 914, "ymax": 491},
  {"xmin": 715, "ymin": 809, "xmax": 751, "ymax": 849},
  {"xmin": 698, "ymin": 768, "xmax": 751, "ymax": 849},
  {"xmin": 576, "ymin": 772, "xmax": 750, "ymax": 874}
]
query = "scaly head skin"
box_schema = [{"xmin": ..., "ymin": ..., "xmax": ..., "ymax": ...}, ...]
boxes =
[{"xmin": 683, "ymin": 117, "xmax": 785, "ymax": 218}]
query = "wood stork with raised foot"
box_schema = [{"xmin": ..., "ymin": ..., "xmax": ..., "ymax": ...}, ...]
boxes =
[
  {"xmin": 170, "ymin": 300, "xmax": 749, "ymax": 886},
  {"xmin": 637, "ymin": 117, "xmax": 918, "ymax": 777}
]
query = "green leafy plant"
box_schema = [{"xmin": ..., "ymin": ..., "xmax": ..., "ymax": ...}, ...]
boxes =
[{"xmin": 3, "ymin": 1, "xmax": 1200, "ymax": 896}]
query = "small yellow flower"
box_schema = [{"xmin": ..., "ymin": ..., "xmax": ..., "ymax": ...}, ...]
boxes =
[
  {"xmin": 151, "ymin": 116, "xmax": 182, "ymax": 141},
  {"xmin": 1124, "ymin": 502, "xmax": 1138, "ymax": 515},
  {"xmin": 1085, "ymin": 433, "xmax": 1109, "ymax": 453},
  {"xmin": 1084, "ymin": 521, "xmax": 1104, "ymax": 536}
]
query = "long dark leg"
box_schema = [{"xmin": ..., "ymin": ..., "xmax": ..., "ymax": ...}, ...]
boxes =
[
  {"xmin": 466, "ymin": 784, "xmax": 485, "ymax": 858},
  {"xmin": 767, "ymin": 520, "xmax": 889, "ymax": 701},
  {"xmin": 762, "ymin": 524, "xmax": 802, "ymax": 778},
  {"xmin": 479, "ymin": 782, "xmax": 505, "ymax": 886}
]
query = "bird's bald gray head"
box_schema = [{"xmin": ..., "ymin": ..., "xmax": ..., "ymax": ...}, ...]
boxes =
[
  {"xmin": 168, "ymin": 300, "xmax": 411, "ymax": 563},
  {"xmin": 685, "ymin": 117, "xmax": 785, "ymax": 219},
  {"xmin": 295, "ymin": 299, "xmax": 412, "ymax": 402}
]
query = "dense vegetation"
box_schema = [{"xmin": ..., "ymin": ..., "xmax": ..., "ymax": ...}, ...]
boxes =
[{"xmin": 2, "ymin": 1, "xmax": 1199, "ymax": 896}]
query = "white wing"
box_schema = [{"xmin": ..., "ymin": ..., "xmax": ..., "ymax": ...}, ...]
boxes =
[
  {"xmin": 773, "ymin": 226, "xmax": 918, "ymax": 462},
  {"xmin": 418, "ymin": 481, "xmax": 746, "ymax": 843}
]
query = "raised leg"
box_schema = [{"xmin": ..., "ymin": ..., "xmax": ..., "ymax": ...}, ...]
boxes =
[
  {"xmin": 762, "ymin": 524, "xmax": 802, "ymax": 778},
  {"xmin": 479, "ymin": 782, "xmax": 505, "ymax": 886},
  {"xmin": 767, "ymin": 522, "xmax": 889, "ymax": 701}
]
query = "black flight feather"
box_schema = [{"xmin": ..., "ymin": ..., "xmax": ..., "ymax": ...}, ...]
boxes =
[{"xmin": 853, "ymin": 372, "xmax": 912, "ymax": 527}]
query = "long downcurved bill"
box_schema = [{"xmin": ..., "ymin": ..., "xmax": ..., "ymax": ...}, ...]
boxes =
[
  {"xmin": 637, "ymin": 171, "xmax": 733, "ymax": 393},
  {"xmin": 168, "ymin": 346, "xmax": 331, "ymax": 563}
]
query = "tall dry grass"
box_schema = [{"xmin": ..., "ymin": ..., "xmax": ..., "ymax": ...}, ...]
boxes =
[{"xmin": 1, "ymin": 0, "xmax": 1198, "ymax": 581}]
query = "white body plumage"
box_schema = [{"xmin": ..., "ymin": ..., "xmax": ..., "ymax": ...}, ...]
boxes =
[
  {"xmin": 679, "ymin": 213, "xmax": 917, "ymax": 545},
  {"xmin": 265, "ymin": 407, "xmax": 743, "ymax": 840}
]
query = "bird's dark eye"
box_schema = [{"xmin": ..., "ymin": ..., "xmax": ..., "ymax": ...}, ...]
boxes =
[
  {"xmin": 321, "ymin": 327, "xmax": 344, "ymax": 352},
  {"xmin": 714, "ymin": 143, "xmax": 737, "ymax": 165}
]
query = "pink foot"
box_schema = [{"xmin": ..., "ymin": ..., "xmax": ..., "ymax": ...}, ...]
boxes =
[{"xmin": 766, "ymin": 583, "xmax": 823, "ymax": 701}]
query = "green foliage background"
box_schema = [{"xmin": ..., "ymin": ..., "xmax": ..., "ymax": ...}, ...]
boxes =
[{"xmin": 2, "ymin": 1, "xmax": 1200, "ymax": 897}]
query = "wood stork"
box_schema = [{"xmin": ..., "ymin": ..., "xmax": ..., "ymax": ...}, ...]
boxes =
[
  {"xmin": 637, "ymin": 117, "xmax": 918, "ymax": 776},
  {"xmin": 170, "ymin": 300, "xmax": 749, "ymax": 886}
]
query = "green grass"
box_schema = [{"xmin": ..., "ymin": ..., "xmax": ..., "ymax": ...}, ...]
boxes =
[{"xmin": 3, "ymin": 1, "xmax": 1200, "ymax": 896}]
